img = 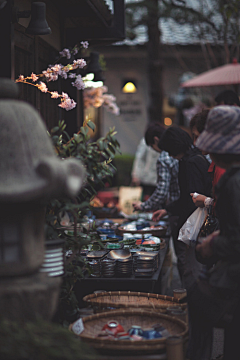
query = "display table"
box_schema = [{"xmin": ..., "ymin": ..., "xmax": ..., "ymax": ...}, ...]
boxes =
[{"xmin": 74, "ymin": 234, "xmax": 170, "ymax": 307}]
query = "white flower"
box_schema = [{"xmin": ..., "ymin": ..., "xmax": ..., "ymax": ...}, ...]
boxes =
[
  {"xmin": 102, "ymin": 94, "xmax": 116, "ymax": 102},
  {"xmin": 61, "ymin": 92, "xmax": 69, "ymax": 99},
  {"xmin": 60, "ymin": 70, "xmax": 68, "ymax": 79},
  {"xmin": 51, "ymin": 91, "xmax": 60, "ymax": 99},
  {"xmin": 18, "ymin": 75, "xmax": 24, "ymax": 81},
  {"xmin": 59, "ymin": 48, "xmax": 71, "ymax": 59},
  {"xmin": 73, "ymin": 59, "xmax": 87, "ymax": 69},
  {"xmin": 37, "ymin": 82, "xmax": 48, "ymax": 93},
  {"xmin": 101, "ymin": 85, "xmax": 108, "ymax": 93},
  {"xmin": 50, "ymin": 64, "xmax": 62, "ymax": 74},
  {"xmin": 42, "ymin": 70, "xmax": 52, "ymax": 80},
  {"xmin": 71, "ymin": 75, "xmax": 85, "ymax": 90},
  {"xmin": 31, "ymin": 73, "xmax": 38, "ymax": 82},
  {"xmin": 51, "ymin": 74, "xmax": 58, "ymax": 81},
  {"xmin": 68, "ymin": 73, "xmax": 76, "ymax": 79},
  {"xmin": 58, "ymin": 98, "xmax": 77, "ymax": 111},
  {"xmin": 81, "ymin": 41, "xmax": 89, "ymax": 49}
]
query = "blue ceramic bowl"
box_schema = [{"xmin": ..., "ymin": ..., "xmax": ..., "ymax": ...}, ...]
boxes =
[
  {"xmin": 97, "ymin": 228, "xmax": 115, "ymax": 235},
  {"xmin": 142, "ymin": 329, "xmax": 162, "ymax": 339},
  {"xmin": 128, "ymin": 326, "xmax": 143, "ymax": 337}
]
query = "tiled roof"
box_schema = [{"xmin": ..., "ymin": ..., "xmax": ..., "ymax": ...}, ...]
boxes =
[{"xmin": 121, "ymin": 0, "xmax": 224, "ymax": 46}]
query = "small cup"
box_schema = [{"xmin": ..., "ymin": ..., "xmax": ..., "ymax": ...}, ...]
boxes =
[
  {"xmin": 166, "ymin": 306, "xmax": 182, "ymax": 315},
  {"xmin": 102, "ymin": 320, "xmax": 125, "ymax": 337},
  {"xmin": 170, "ymin": 310, "xmax": 187, "ymax": 323},
  {"xmin": 173, "ymin": 288, "xmax": 187, "ymax": 301},
  {"xmin": 94, "ymin": 290, "xmax": 107, "ymax": 294},
  {"xmin": 123, "ymin": 233, "xmax": 132, "ymax": 240},
  {"xmin": 128, "ymin": 325, "xmax": 143, "ymax": 337}
]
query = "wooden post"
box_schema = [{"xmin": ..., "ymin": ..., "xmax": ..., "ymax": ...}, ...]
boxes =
[{"xmin": 0, "ymin": 0, "xmax": 14, "ymax": 79}]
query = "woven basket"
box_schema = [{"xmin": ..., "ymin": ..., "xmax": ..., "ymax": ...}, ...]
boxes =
[
  {"xmin": 69, "ymin": 309, "xmax": 188, "ymax": 355},
  {"xmin": 117, "ymin": 224, "xmax": 167, "ymax": 238},
  {"xmin": 83, "ymin": 291, "xmax": 187, "ymax": 313}
]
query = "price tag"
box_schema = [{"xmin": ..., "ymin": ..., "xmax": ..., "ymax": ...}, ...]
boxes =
[{"xmin": 72, "ymin": 318, "xmax": 84, "ymax": 335}]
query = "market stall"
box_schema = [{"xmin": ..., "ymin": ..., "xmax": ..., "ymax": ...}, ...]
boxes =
[{"xmin": 74, "ymin": 215, "xmax": 171, "ymax": 307}]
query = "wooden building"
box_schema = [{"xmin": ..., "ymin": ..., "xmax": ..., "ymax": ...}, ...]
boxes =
[{"xmin": 0, "ymin": 0, "xmax": 125, "ymax": 133}]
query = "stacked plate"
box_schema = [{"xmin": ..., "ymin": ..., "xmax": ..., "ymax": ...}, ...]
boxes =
[
  {"xmin": 88, "ymin": 260, "xmax": 101, "ymax": 277},
  {"xmin": 115, "ymin": 258, "xmax": 133, "ymax": 277},
  {"xmin": 40, "ymin": 245, "xmax": 65, "ymax": 277},
  {"xmin": 135, "ymin": 251, "xmax": 159, "ymax": 270},
  {"xmin": 86, "ymin": 250, "xmax": 108, "ymax": 260},
  {"xmin": 101, "ymin": 258, "xmax": 116, "ymax": 277},
  {"xmin": 134, "ymin": 256, "xmax": 155, "ymax": 277}
]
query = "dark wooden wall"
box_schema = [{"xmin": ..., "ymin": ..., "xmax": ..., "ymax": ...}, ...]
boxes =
[{"xmin": 14, "ymin": 23, "xmax": 61, "ymax": 131}]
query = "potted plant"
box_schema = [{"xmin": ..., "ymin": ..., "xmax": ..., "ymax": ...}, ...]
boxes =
[{"xmin": 45, "ymin": 119, "xmax": 120, "ymax": 324}]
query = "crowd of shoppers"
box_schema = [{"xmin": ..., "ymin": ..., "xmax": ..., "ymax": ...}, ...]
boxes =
[{"xmin": 131, "ymin": 90, "xmax": 240, "ymax": 360}]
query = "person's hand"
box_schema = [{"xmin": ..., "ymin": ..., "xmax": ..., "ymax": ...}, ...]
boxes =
[
  {"xmin": 190, "ymin": 193, "xmax": 207, "ymax": 208},
  {"xmin": 196, "ymin": 230, "xmax": 220, "ymax": 258},
  {"xmin": 152, "ymin": 209, "xmax": 167, "ymax": 222},
  {"xmin": 132, "ymin": 201, "xmax": 143, "ymax": 211},
  {"xmin": 131, "ymin": 177, "xmax": 140, "ymax": 186}
]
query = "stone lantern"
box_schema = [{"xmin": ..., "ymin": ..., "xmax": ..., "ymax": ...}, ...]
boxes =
[{"xmin": 0, "ymin": 79, "xmax": 86, "ymax": 321}]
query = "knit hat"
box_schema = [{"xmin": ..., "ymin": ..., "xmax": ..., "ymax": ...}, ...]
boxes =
[
  {"xmin": 196, "ymin": 105, "xmax": 240, "ymax": 154},
  {"xmin": 158, "ymin": 126, "xmax": 192, "ymax": 156}
]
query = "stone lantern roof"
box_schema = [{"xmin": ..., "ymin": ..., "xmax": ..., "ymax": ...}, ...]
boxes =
[{"xmin": 0, "ymin": 78, "xmax": 85, "ymax": 203}]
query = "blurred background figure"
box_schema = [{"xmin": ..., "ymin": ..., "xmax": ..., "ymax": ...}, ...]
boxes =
[
  {"xmin": 189, "ymin": 109, "xmax": 210, "ymax": 145},
  {"xmin": 132, "ymin": 122, "xmax": 179, "ymax": 212},
  {"xmin": 131, "ymin": 137, "xmax": 159, "ymax": 201},
  {"xmin": 214, "ymin": 89, "xmax": 240, "ymax": 106}
]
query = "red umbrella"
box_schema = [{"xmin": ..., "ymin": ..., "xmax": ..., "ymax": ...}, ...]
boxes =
[{"xmin": 181, "ymin": 59, "xmax": 240, "ymax": 88}]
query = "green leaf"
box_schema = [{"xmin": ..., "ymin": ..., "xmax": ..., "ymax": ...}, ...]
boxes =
[
  {"xmin": 51, "ymin": 126, "xmax": 59, "ymax": 134},
  {"xmin": 86, "ymin": 120, "xmax": 96, "ymax": 131}
]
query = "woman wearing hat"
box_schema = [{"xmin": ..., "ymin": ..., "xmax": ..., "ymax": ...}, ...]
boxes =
[{"xmin": 187, "ymin": 105, "xmax": 240, "ymax": 360}]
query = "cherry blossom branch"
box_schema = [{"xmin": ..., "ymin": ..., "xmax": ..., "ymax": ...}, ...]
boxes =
[
  {"xmin": 15, "ymin": 42, "xmax": 89, "ymax": 111},
  {"xmin": 14, "ymin": 40, "xmax": 120, "ymax": 115}
]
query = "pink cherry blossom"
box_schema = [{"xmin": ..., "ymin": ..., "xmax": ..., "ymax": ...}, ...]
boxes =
[
  {"xmin": 37, "ymin": 82, "xmax": 48, "ymax": 93},
  {"xmin": 59, "ymin": 48, "xmax": 71, "ymax": 59},
  {"xmin": 31, "ymin": 73, "xmax": 38, "ymax": 82},
  {"xmin": 71, "ymin": 75, "xmax": 85, "ymax": 90},
  {"xmin": 58, "ymin": 98, "xmax": 77, "ymax": 111},
  {"xmin": 61, "ymin": 92, "xmax": 69, "ymax": 99},
  {"xmin": 51, "ymin": 91, "xmax": 60, "ymax": 99},
  {"xmin": 73, "ymin": 59, "xmax": 87, "ymax": 69},
  {"xmin": 50, "ymin": 64, "xmax": 62, "ymax": 74},
  {"xmin": 81, "ymin": 41, "xmax": 89, "ymax": 49}
]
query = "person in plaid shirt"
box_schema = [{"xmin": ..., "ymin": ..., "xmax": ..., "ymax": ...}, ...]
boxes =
[{"xmin": 133, "ymin": 123, "xmax": 180, "ymax": 212}]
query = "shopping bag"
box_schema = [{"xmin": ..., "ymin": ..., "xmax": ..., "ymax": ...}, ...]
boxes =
[
  {"xmin": 195, "ymin": 205, "xmax": 220, "ymax": 265},
  {"xmin": 118, "ymin": 186, "xmax": 142, "ymax": 215},
  {"xmin": 178, "ymin": 207, "xmax": 207, "ymax": 245}
]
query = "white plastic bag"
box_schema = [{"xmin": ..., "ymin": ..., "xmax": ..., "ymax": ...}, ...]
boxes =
[{"xmin": 178, "ymin": 207, "xmax": 207, "ymax": 245}]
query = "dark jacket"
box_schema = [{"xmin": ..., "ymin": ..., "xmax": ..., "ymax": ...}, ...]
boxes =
[
  {"xmin": 210, "ymin": 165, "xmax": 240, "ymax": 291},
  {"xmin": 166, "ymin": 146, "xmax": 212, "ymax": 231}
]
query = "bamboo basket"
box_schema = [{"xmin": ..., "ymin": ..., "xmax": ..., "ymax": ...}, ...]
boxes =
[
  {"xmin": 83, "ymin": 291, "xmax": 187, "ymax": 313},
  {"xmin": 69, "ymin": 309, "xmax": 188, "ymax": 355}
]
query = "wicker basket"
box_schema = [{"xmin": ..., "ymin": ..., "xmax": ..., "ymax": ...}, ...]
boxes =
[
  {"xmin": 83, "ymin": 291, "xmax": 187, "ymax": 313},
  {"xmin": 69, "ymin": 309, "xmax": 188, "ymax": 355}
]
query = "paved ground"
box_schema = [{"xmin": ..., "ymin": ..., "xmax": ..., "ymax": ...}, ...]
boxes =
[{"xmin": 165, "ymin": 238, "xmax": 224, "ymax": 360}]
